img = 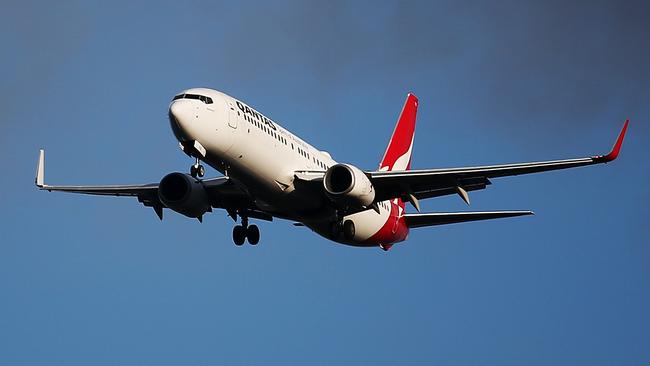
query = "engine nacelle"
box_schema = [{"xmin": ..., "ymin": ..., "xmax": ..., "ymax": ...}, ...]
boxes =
[
  {"xmin": 323, "ymin": 163, "xmax": 375, "ymax": 208},
  {"xmin": 158, "ymin": 172, "xmax": 210, "ymax": 218}
]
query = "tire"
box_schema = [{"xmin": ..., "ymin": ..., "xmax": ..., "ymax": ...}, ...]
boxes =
[
  {"xmin": 197, "ymin": 165, "xmax": 205, "ymax": 178},
  {"xmin": 247, "ymin": 225, "xmax": 260, "ymax": 245},
  {"xmin": 233, "ymin": 225, "xmax": 246, "ymax": 246},
  {"xmin": 190, "ymin": 165, "xmax": 197, "ymax": 178},
  {"xmin": 343, "ymin": 220, "xmax": 355, "ymax": 240}
]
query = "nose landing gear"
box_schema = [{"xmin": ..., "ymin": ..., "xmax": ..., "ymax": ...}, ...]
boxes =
[
  {"xmin": 232, "ymin": 216, "xmax": 260, "ymax": 246},
  {"xmin": 189, "ymin": 157, "xmax": 205, "ymax": 178}
]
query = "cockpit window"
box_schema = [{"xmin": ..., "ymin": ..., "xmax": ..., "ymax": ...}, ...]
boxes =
[{"xmin": 172, "ymin": 93, "xmax": 213, "ymax": 104}]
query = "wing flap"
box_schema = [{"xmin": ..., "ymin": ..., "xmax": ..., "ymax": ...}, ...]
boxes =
[{"xmin": 404, "ymin": 210, "xmax": 534, "ymax": 228}]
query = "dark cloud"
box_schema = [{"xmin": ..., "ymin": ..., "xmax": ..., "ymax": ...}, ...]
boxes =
[
  {"xmin": 214, "ymin": 0, "xmax": 649, "ymax": 138},
  {"xmin": 3, "ymin": 0, "xmax": 648, "ymax": 145}
]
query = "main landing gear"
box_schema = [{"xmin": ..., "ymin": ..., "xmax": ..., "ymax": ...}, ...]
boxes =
[
  {"xmin": 329, "ymin": 219, "xmax": 355, "ymax": 240},
  {"xmin": 189, "ymin": 157, "xmax": 205, "ymax": 178},
  {"xmin": 232, "ymin": 216, "xmax": 260, "ymax": 246}
]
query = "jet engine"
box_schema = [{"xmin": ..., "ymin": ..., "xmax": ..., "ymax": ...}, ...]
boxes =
[
  {"xmin": 323, "ymin": 163, "xmax": 375, "ymax": 208},
  {"xmin": 158, "ymin": 172, "xmax": 211, "ymax": 218}
]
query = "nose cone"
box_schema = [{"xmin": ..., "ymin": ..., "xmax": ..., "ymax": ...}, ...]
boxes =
[
  {"xmin": 168, "ymin": 101, "xmax": 195, "ymax": 141},
  {"xmin": 169, "ymin": 101, "xmax": 193, "ymax": 126}
]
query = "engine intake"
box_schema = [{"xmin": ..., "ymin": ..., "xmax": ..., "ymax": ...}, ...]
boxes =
[
  {"xmin": 158, "ymin": 173, "xmax": 210, "ymax": 218},
  {"xmin": 323, "ymin": 163, "xmax": 375, "ymax": 208}
]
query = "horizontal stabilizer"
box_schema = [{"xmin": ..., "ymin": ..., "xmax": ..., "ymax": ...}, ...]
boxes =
[{"xmin": 404, "ymin": 210, "xmax": 533, "ymax": 228}]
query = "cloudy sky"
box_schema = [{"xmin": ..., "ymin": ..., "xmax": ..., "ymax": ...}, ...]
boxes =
[{"xmin": 1, "ymin": 1, "xmax": 649, "ymax": 365}]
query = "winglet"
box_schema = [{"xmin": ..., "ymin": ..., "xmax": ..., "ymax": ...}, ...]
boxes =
[
  {"xmin": 35, "ymin": 149, "xmax": 45, "ymax": 187},
  {"xmin": 594, "ymin": 120, "xmax": 629, "ymax": 163}
]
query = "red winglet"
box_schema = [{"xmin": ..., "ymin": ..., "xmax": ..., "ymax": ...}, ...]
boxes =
[{"xmin": 594, "ymin": 119, "xmax": 629, "ymax": 163}]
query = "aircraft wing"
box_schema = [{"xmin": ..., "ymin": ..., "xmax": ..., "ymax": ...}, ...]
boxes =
[
  {"xmin": 369, "ymin": 120, "xmax": 629, "ymax": 207},
  {"xmin": 34, "ymin": 149, "xmax": 253, "ymax": 220}
]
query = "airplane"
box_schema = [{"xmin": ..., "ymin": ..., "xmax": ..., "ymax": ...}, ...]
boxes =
[{"xmin": 35, "ymin": 88, "xmax": 629, "ymax": 250}]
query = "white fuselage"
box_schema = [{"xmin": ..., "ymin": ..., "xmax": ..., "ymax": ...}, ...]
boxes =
[{"xmin": 168, "ymin": 88, "xmax": 403, "ymax": 246}]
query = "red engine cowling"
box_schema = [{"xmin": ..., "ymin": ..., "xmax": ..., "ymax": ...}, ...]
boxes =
[
  {"xmin": 323, "ymin": 163, "xmax": 375, "ymax": 208},
  {"xmin": 158, "ymin": 173, "xmax": 211, "ymax": 218}
]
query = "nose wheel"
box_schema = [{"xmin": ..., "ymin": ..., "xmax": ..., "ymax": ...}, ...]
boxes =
[
  {"xmin": 189, "ymin": 158, "xmax": 205, "ymax": 178},
  {"xmin": 233, "ymin": 225, "xmax": 246, "ymax": 246},
  {"xmin": 232, "ymin": 216, "xmax": 260, "ymax": 245}
]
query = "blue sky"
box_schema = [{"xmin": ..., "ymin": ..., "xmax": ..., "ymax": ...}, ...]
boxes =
[{"xmin": 1, "ymin": 1, "xmax": 649, "ymax": 365}]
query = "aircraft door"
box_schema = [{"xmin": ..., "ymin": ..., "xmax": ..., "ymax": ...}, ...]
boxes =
[{"xmin": 228, "ymin": 102, "xmax": 238, "ymax": 129}]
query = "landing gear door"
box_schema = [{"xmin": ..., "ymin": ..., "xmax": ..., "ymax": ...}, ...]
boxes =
[{"xmin": 228, "ymin": 102, "xmax": 238, "ymax": 129}]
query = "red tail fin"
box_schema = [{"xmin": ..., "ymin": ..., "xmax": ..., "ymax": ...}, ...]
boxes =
[{"xmin": 379, "ymin": 93, "xmax": 418, "ymax": 171}]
